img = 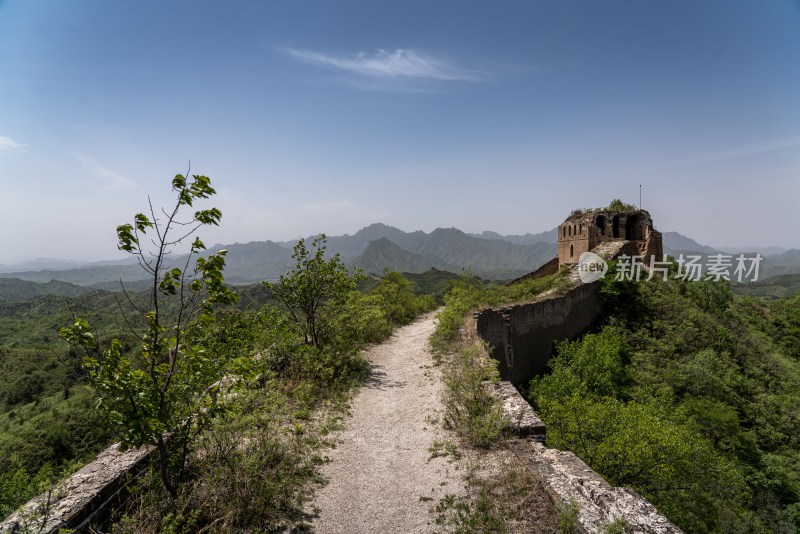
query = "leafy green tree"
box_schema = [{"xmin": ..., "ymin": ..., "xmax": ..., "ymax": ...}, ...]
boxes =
[
  {"xmin": 372, "ymin": 270, "xmax": 434, "ymax": 325},
  {"xmin": 263, "ymin": 235, "xmax": 361, "ymax": 347},
  {"xmin": 686, "ymin": 279, "xmax": 734, "ymax": 313},
  {"xmin": 770, "ymin": 294, "xmax": 800, "ymax": 358},
  {"xmin": 539, "ymin": 395, "xmax": 743, "ymax": 533},
  {"xmin": 60, "ymin": 173, "xmax": 238, "ymax": 498},
  {"xmin": 529, "ymin": 329, "xmax": 631, "ymax": 402},
  {"xmin": 0, "ymin": 456, "xmax": 55, "ymax": 517}
]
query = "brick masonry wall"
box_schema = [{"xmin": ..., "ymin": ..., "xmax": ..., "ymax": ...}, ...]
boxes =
[{"xmin": 475, "ymin": 281, "xmax": 604, "ymax": 384}]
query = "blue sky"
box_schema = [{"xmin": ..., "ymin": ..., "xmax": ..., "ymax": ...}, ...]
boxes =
[{"xmin": 1, "ymin": 0, "xmax": 799, "ymax": 262}]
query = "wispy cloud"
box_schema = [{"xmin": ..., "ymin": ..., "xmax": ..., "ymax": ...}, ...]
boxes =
[
  {"xmin": 75, "ymin": 154, "xmax": 137, "ymax": 190},
  {"xmin": 283, "ymin": 48, "xmax": 486, "ymax": 91},
  {"xmin": 0, "ymin": 136, "xmax": 25, "ymax": 151}
]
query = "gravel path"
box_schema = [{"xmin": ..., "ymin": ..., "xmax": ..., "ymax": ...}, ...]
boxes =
[{"xmin": 308, "ymin": 310, "xmax": 466, "ymax": 534}]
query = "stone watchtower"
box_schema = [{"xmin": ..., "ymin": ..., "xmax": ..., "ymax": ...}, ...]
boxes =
[{"xmin": 557, "ymin": 208, "xmax": 663, "ymax": 267}]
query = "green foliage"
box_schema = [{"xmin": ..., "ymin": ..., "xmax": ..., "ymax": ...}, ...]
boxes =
[
  {"xmin": 602, "ymin": 518, "xmax": 630, "ymax": 534},
  {"xmin": 320, "ymin": 271, "xmax": 436, "ymax": 352},
  {"xmin": 0, "ymin": 456, "xmax": 55, "ymax": 517},
  {"xmin": 0, "ymin": 347, "xmax": 79, "ymax": 411},
  {"xmin": 431, "ymin": 272, "xmax": 488, "ymax": 350},
  {"xmin": 325, "ymin": 291, "xmax": 394, "ymax": 348},
  {"xmin": 60, "ymin": 173, "xmax": 239, "ymax": 498},
  {"xmin": 538, "ymin": 395, "xmax": 741, "ymax": 532},
  {"xmin": 530, "ymin": 330, "xmax": 631, "ymax": 401},
  {"xmin": 487, "ymin": 268, "xmax": 573, "ymax": 306},
  {"xmin": 263, "ymin": 235, "xmax": 361, "ymax": 347},
  {"xmin": 731, "ymin": 273, "xmax": 800, "ymax": 300},
  {"xmin": 441, "ymin": 344, "xmax": 505, "ymax": 447},
  {"xmin": 558, "ymin": 499, "xmax": 580, "ymax": 534},
  {"xmin": 0, "ymin": 291, "xmax": 149, "ymax": 349},
  {"xmin": 686, "ymin": 278, "xmax": 734, "ymax": 312},
  {"xmin": 529, "ymin": 273, "xmax": 800, "ymax": 532},
  {"xmin": 568, "ymin": 199, "xmax": 638, "ymax": 219},
  {"xmin": 400, "ymin": 268, "xmax": 463, "ymax": 303},
  {"xmin": 604, "ymin": 198, "xmax": 637, "ymax": 212},
  {"xmin": 770, "ymin": 293, "xmax": 800, "ymax": 357},
  {"xmin": 372, "ymin": 270, "xmax": 434, "ymax": 325},
  {"xmin": 0, "ymin": 387, "xmax": 109, "ymax": 475}
]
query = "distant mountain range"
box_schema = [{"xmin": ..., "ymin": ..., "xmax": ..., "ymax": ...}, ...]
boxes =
[{"xmin": 1, "ymin": 223, "xmax": 798, "ymax": 294}]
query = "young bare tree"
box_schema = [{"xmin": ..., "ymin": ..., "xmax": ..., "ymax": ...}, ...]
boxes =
[{"xmin": 61, "ymin": 173, "xmax": 238, "ymax": 498}]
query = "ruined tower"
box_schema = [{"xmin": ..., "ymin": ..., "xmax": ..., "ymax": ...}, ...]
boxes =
[{"xmin": 557, "ymin": 208, "xmax": 663, "ymax": 267}]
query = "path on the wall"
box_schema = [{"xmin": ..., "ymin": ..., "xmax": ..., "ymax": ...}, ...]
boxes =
[{"xmin": 308, "ymin": 310, "xmax": 466, "ymax": 534}]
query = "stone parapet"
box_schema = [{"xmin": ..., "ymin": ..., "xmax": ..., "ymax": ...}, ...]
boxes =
[
  {"xmin": 509, "ymin": 439, "xmax": 683, "ymax": 533},
  {"xmin": 1, "ymin": 443, "xmax": 156, "ymax": 534}
]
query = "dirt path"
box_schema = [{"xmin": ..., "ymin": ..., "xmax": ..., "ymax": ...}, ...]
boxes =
[{"xmin": 308, "ymin": 310, "xmax": 465, "ymax": 533}]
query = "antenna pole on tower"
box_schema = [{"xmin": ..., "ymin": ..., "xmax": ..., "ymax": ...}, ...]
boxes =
[{"xmin": 639, "ymin": 184, "xmax": 642, "ymax": 209}]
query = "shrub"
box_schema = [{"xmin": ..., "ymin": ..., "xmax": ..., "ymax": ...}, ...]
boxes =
[
  {"xmin": 537, "ymin": 395, "xmax": 743, "ymax": 532},
  {"xmin": 441, "ymin": 344, "xmax": 505, "ymax": 447}
]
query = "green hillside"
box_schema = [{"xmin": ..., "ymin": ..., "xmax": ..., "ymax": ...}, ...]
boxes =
[
  {"xmin": 0, "ymin": 278, "xmax": 92, "ymax": 302},
  {"xmin": 0, "ymin": 264, "xmax": 148, "ymax": 286},
  {"xmin": 0, "ymin": 290, "xmax": 151, "ymax": 349},
  {"xmin": 732, "ymin": 273, "xmax": 800, "ymax": 299}
]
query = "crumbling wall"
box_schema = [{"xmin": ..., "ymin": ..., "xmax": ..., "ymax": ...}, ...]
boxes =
[
  {"xmin": 477, "ymin": 249, "xmax": 683, "ymax": 532},
  {"xmin": 475, "ymin": 281, "xmax": 603, "ymax": 384},
  {"xmin": 0, "ymin": 442, "xmax": 157, "ymax": 534},
  {"xmin": 510, "ymin": 438, "xmax": 683, "ymax": 533},
  {"xmin": 508, "ymin": 257, "xmax": 559, "ymax": 285},
  {"xmin": 491, "ymin": 382, "xmax": 682, "ymax": 533}
]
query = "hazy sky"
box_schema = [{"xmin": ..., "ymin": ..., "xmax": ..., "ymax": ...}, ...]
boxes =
[{"xmin": 1, "ymin": 0, "xmax": 799, "ymax": 262}]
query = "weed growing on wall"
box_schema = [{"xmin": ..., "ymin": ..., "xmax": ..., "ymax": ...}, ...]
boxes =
[{"xmin": 440, "ymin": 344, "xmax": 504, "ymax": 447}]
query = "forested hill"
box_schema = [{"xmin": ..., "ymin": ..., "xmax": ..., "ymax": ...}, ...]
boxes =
[{"xmin": 0, "ymin": 279, "xmax": 92, "ymax": 302}]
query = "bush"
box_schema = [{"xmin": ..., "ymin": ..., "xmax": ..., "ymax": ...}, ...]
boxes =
[
  {"xmin": 322, "ymin": 292, "xmax": 393, "ymax": 348},
  {"xmin": 537, "ymin": 395, "xmax": 743, "ymax": 533},
  {"xmin": 529, "ymin": 329, "xmax": 632, "ymax": 402},
  {"xmin": 322, "ymin": 271, "xmax": 436, "ymax": 350},
  {"xmin": 372, "ymin": 271, "xmax": 436, "ymax": 325},
  {"xmin": 0, "ymin": 456, "xmax": 56, "ymax": 518},
  {"xmin": 441, "ymin": 344, "xmax": 505, "ymax": 447},
  {"xmin": 431, "ymin": 274, "xmax": 487, "ymax": 350}
]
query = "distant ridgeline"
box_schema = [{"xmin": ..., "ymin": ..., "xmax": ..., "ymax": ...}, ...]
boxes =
[{"xmin": 3, "ymin": 223, "xmax": 797, "ymax": 291}]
